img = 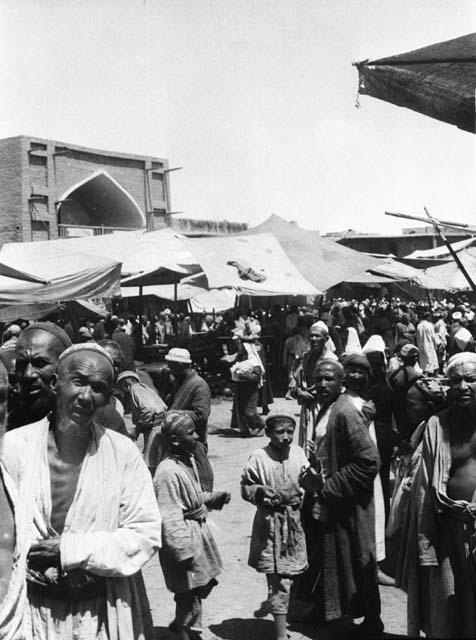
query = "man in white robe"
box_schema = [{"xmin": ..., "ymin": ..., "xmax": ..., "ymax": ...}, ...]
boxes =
[
  {"xmin": 3, "ymin": 343, "xmax": 161, "ymax": 639},
  {"xmin": 0, "ymin": 359, "xmax": 28, "ymax": 639}
]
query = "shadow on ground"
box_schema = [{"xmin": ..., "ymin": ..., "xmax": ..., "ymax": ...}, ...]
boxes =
[
  {"xmin": 210, "ymin": 618, "xmax": 275, "ymax": 639},
  {"xmin": 154, "ymin": 626, "xmax": 175, "ymax": 640}
]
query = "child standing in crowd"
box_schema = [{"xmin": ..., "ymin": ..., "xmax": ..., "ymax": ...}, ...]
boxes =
[
  {"xmin": 154, "ymin": 411, "xmax": 231, "ymax": 640},
  {"xmin": 241, "ymin": 414, "xmax": 309, "ymax": 640}
]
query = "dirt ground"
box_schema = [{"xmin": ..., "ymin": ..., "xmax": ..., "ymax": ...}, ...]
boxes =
[{"xmin": 141, "ymin": 397, "xmax": 408, "ymax": 640}]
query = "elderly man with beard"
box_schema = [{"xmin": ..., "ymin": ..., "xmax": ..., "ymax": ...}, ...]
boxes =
[
  {"xmin": 292, "ymin": 321, "xmax": 337, "ymax": 448},
  {"xmin": 401, "ymin": 351, "xmax": 476, "ymax": 638},
  {"xmin": 0, "ymin": 359, "xmax": 28, "ymax": 638},
  {"xmin": 295, "ymin": 359, "xmax": 382, "ymax": 636},
  {"xmin": 12, "ymin": 322, "xmax": 72, "ymax": 429},
  {"xmin": 3, "ymin": 343, "xmax": 161, "ymax": 639}
]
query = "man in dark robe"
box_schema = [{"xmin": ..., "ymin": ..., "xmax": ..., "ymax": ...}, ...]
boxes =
[
  {"xmin": 163, "ymin": 347, "xmax": 214, "ymax": 491},
  {"xmin": 298, "ymin": 359, "xmax": 383, "ymax": 635}
]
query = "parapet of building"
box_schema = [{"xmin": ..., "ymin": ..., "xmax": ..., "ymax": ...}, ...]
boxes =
[
  {"xmin": 0, "ymin": 135, "xmax": 172, "ymax": 243},
  {"xmin": 170, "ymin": 217, "xmax": 248, "ymax": 236},
  {"xmin": 324, "ymin": 228, "xmax": 470, "ymax": 258}
]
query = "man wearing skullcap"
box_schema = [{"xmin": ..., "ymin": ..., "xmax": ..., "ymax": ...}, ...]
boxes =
[
  {"xmin": 297, "ymin": 358, "xmax": 382, "ymax": 634},
  {"xmin": 3, "ymin": 343, "xmax": 161, "ymax": 638},
  {"xmin": 165, "ymin": 347, "xmax": 214, "ymax": 491},
  {"xmin": 117, "ymin": 370, "xmax": 167, "ymax": 465},
  {"xmin": 13, "ymin": 321, "xmax": 72, "ymax": 428},
  {"xmin": 155, "ymin": 411, "xmax": 230, "ymax": 640},
  {"xmin": 292, "ymin": 321, "xmax": 337, "ymax": 447},
  {"xmin": 399, "ymin": 350, "xmax": 476, "ymax": 638},
  {"xmin": 2, "ymin": 324, "xmax": 21, "ymax": 348},
  {"xmin": 0, "ymin": 358, "xmax": 29, "ymax": 636},
  {"xmin": 449, "ymin": 326, "xmax": 475, "ymax": 358},
  {"xmin": 388, "ymin": 344, "xmax": 423, "ymax": 441}
]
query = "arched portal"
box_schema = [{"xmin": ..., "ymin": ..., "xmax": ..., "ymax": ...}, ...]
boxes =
[{"xmin": 57, "ymin": 170, "xmax": 145, "ymax": 233}]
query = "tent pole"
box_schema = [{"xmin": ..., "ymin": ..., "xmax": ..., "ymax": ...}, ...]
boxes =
[
  {"xmin": 423, "ymin": 207, "xmax": 476, "ymax": 293},
  {"xmin": 174, "ymin": 279, "xmax": 178, "ymax": 313},
  {"xmin": 426, "ymin": 289, "xmax": 433, "ymax": 320},
  {"xmin": 139, "ymin": 285, "xmax": 144, "ymax": 348}
]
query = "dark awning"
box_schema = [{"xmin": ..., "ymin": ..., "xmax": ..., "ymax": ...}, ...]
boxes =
[{"xmin": 356, "ymin": 33, "xmax": 476, "ymax": 133}]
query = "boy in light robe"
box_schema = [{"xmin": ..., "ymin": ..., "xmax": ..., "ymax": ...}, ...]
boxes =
[
  {"xmin": 155, "ymin": 411, "xmax": 231, "ymax": 640},
  {"xmin": 241, "ymin": 414, "xmax": 309, "ymax": 640}
]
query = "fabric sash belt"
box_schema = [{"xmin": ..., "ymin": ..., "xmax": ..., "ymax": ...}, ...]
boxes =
[
  {"xmin": 184, "ymin": 505, "xmax": 207, "ymax": 523},
  {"xmin": 27, "ymin": 568, "xmax": 107, "ymax": 601}
]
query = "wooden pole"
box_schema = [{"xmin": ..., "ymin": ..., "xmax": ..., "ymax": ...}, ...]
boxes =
[
  {"xmin": 386, "ymin": 209, "xmax": 476, "ymax": 293},
  {"xmin": 139, "ymin": 285, "xmax": 144, "ymax": 348},
  {"xmin": 385, "ymin": 210, "xmax": 476, "ymax": 234},
  {"xmin": 423, "ymin": 207, "xmax": 476, "ymax": 294}
]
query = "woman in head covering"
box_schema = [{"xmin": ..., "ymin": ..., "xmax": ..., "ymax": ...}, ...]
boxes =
[{"xmin": 229, "ymin": 335, "xmax": 265, "ymax": 437}]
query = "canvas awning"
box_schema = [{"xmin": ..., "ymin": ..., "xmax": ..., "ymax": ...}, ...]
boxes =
[
  {"xmin": 424, "ymin": 246, "xmax": 476, "ymax": 290},
  {"xmin": 238, "ymin": 215, "xmax": 384, "ymax": 291},
  {"xmin": 121, "ymin": 283, "xmax": 236, "ymax": 312},
  {"xmin": 181, "ymin": 232, "xmax": 320, "ymax": 296},
  {"xmin": 405, "ymin": 236, "xmax": 476, "ymax": 259},
  {"xmin": 356, "ymin": 33, "xmax": 476, "ymax": 133},
  {"xmin": 0, "ymin": 244, "xmax": 121, "ymax": 304}
]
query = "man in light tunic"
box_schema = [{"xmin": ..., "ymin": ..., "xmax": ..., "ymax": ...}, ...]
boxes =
[
  {"xmin": 0, "ymin": 359, "xmax": 28, "ymax": 638},
  {"xmin": 3, "ymin": 343, "xmax": 161, "ymax": 639},
  {"xmin": 402, "ymin": 351, "xmax": 476, "ymax": 638}
]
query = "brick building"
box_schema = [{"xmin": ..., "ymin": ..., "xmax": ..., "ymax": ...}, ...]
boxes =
[{"xmin": 0, "ymin": 135, "xmax": 172, "ymax": 243}]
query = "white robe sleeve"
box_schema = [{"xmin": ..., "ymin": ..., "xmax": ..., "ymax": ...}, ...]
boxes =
[{"xmin": 60, "ymin": 447, "xmax": 161, "ymax": 577}]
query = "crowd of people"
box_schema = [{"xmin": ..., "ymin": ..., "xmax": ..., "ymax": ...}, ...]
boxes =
[{"xmin": 0, "ymin": 293, "xmax": 475, "ymax": 638}]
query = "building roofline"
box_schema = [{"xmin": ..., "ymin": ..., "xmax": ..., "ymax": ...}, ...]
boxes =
[
  {"xmin": 0, "ymin": 134, "xmax": 168, "ymax": 164},
  {"xmin": 330, "ymin": 232, "xmax": 471, "ymax": 240}
]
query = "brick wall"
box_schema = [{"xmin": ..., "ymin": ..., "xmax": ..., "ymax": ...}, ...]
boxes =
[{"xmin": 0, "ymin": 137, "xmax": 23, "ymax": 244}]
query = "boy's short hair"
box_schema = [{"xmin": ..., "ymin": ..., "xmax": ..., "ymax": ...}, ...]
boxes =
[{"xmin": 265, "ymin": 414, "xmax": 296, "ymax": 431}]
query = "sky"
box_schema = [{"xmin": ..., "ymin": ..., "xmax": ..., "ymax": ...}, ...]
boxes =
[{"xmin": 1, "ymin": 0, "xmax": 475, "ymax": 234}]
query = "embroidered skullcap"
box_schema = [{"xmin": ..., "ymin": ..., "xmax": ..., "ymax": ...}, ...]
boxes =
[
  {"xmin": 400, "ymin": 344, "xmax": 419, "ymax": 358},
  {"xmin": 20, "ymin": 321, "xmax": 72, "ymax": 350},
  {"xmin": 447, "ymin": 351, "xmax": 476, "ymax": 374},
  {"xmin": 58, "ymin": 343, "xmax": 114, "ymax": 370},
  {"xmin": 265, "ymin": 413, "xmax": 296, "ymax": 431},
  {"xmin": 6, "ymin": 324, "xmax": 21, "ymax": 336},
  {"xmin": 452, "ymin": 311, "xmax": 463, "ymax": 321},
  {"xmin": 162, "ymin": 410, "xmax": 194, "ymax": 442},
  {"xmin": 315, "ymin": 358, "xmax": 344, "ymax": 376},
  {"xmin": 165, "ymin": 347, "xmax": 192, "ymax": 364},
  {"xmin": 116, "ymin": 370, "xmax": 140, "ymax": 383},
  {"xmin": 454, "ymin": 327, "xmax": 473, "ymax": 350},
  {"xmin": 310, "ymin": 321, "xmax": 328, "ymax": 336},
  {"xmin": 362, "ymin": 334, "xmax": 386, "ymax": 354}
]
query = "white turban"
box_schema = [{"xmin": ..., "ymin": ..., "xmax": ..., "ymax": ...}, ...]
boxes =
[
  {"xmin": 310, "ymin": 321, "xmax": 328, "ymax": 336},
  {"xmin": 447, "ymin": 351, "xmax": 476, "ymax": 373},
  {"xmin": 454, "ymin": 327, "xmax": 473, "ymax": 350}
]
